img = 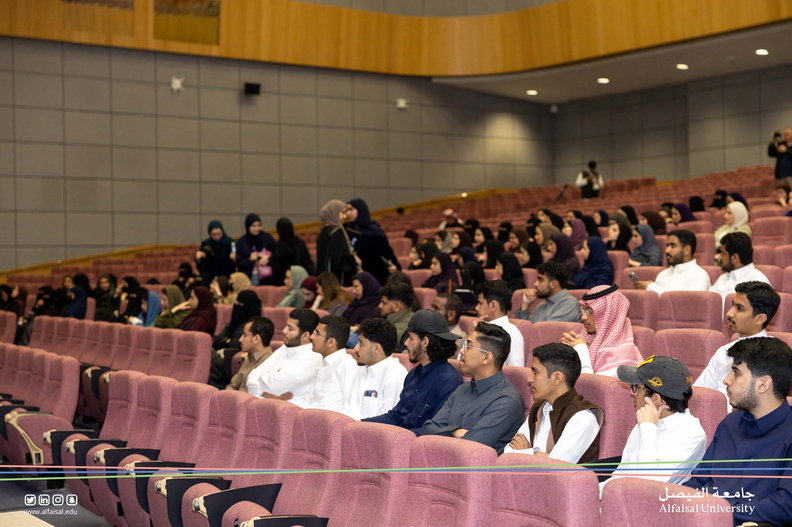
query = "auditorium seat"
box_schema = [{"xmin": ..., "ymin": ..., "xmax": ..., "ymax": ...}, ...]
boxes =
[
  {"xmin": 656, "ymin": 291, "xmax": 722, "ymax": 331},
  {"xmin": 413, "ymin": 287, "xmax": 438, "ymax": 309},
  {"xmin": 502, "ymin": 365, "xmax": 533, "ymax": 415},
  {"xmin": 85, "ymin": 297, "xmax": 96, "ymax": 321},
  {"xmin": 119, "ymin": 382, "xmax": 217, "ymax": 527},
  {"xmin": 127, "ymin": 327, "xmax": 157, "ymax": 373},
  {"xmin": 214, "ymin": 304, "xmax": 232, "ymax": 336},
  {"xmin": 172, "ymin": 332, "xmax": 212, "ymax": 383},
  {"xmin": 688, "ymin": 387, "xmax": 728, "ymax": 446},
  {"xmin": 753, "ymin": 245, "xmax": 775, "ymax": 265},
  {"xmin": 2, "ymin": 347, "xmax": 39, "ymax": 404},
  {"xmin": 509, "ymin": 319, "xmax": 532, "ymax": 365},
  {"xmin": 510, "ymin": 289, "xmax": 529, "ymax": 314},
  {"xmin": 701, "ymin": 265, "xmax": 723, "ymax": 286},
  {"xmin": 600, "ymin": 479, "xmax": 732, "ymax": 527},
  {"xmin": 149, "ymin": 329, "xmax": 180, "ymax": 377},
  {"xmin": 785, "ymin": 266, "xmax": 792, "ymax": 293},
  {"xmin": 391, "ymin": 352, "xmax": 417, "ymax": 372},
  {"xmin": 774, "ymin": 245, "xmax": 792, "ymax": 268},
  {"xmin": 493, "ymin": 454, "xmax": 600, "ymax": 526},
  {"xmin": 398, "ymin": 436, "xmax": 496, "ymax": 527},
  {"xmin": 77, "ymin": 320, "xmax": 105, "ymax": 366},
  {"xmin": 693, "ymin": 233, "xmax": 716, "ymax": 267},
  {"xmin": 620, "ymin": 290, "xmax": 658, "ymax": 329},
  {"xmin": 28, "ymin": 316, "xmax": 51, "ymax": 349},
  {"xmin": 653, "ymin": 329, "xmax": 728, "ymax": 378},
  {"xmin": 768, "ymin": 292, "xmax": 792, "ymax": 333},
  {"xmin": 263, "ymin": 307, "xmax": 292, "ymax": 335},
  {"xmin": 768, "ymin": 331, "xmax": 792, "ymax": 349},
  {"xmin": 622, "ymin": 266, "xmax": 664, "ymax": 285},
  {"xmin": 753, "ymin": 217, "xmax": 792, "ymax": 246},
  {"xmin": 530, "ymin": 321, "xmax": 581, "ymax": 348},
  {"xmin": 607, "ymin": 251, "xmax": 629, "ymax": 282},
  {"xmin": 632, "ymin": 326, "xmax": 654, "ymax": 358},
  {"xmin": 0, "ymin": 311, "xmax": 15, "ymax": 343},
  {"xmin": 484, "ymin": 269, "xmax": 499, "ymax": 281},
  {"xmin": 404, "ymin": 269, "xmax": 432, "ymax": 288},
  {"xmin": 0, "ymin": 344, "xmax": 19, "ymax": 396},
  {"xmin": 575, "ymin": 373, "xmax": 635, "ymax": 459},
  {"xmin": 522, "ymin": 268, "xmax": 538, "ymax": 288},
  {"xmin": 51, "ymin": 318, "xmax": 75, "ymax": 356},
  {"xmin": 680, "ymin": 220, "xmax": 713, "ymax": 234},
  {"xmin": 755, "ymin": 264, "xmax": 784, "ymax": 290}
]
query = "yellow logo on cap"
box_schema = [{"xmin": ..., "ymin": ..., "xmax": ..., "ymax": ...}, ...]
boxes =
[
  {"xmin": 648, "ymin": 377, "xmax": 663, "ymax": 387},
  {"xmin": 638, "ymin": 356, "xmax": 656, "ymax": 368}
]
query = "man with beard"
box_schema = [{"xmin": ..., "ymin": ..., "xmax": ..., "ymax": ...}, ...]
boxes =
[
  {"xmin": 226, "ymin": 317, "xmax": 275, "ymax": 393},
  {"xmin": 514, "ymin": 262, "xmax": 580, "ymax": 323},
  {"xmin": 246, "ymin": 308, "xmax": 323, "ymax": 405},
  {"xmin": 695, "ymin": 281, "xmax": 779, "ymax": 409},
  {"xmin": 632, "ymin": 230, "xmax": 711, "ymax": 295},
  {"xmin": 684, "ymin": 337, "xmax": 792, "ymax": 526},
  {"xmin": 303, "ymin": 315, "xmax": 360, "ymax": 411},
  {"xmin": 364, "ymin": 309, "xmax": 463, "ymax": 434},
  {"xmin": 709, "ymin": 232, "xmax": 770, "ymax": 302}
]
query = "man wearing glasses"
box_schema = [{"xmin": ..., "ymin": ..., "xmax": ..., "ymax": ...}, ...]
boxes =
[
  {"xmin": 598, "ymin": 355, "xmax": 706, "ymax": 492},
  {"xmin": 422, "ymin": 322, "xmax": 524, "ymax": 454}
]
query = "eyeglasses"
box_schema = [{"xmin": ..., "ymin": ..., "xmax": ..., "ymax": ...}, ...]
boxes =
[
  {"xmin": 462, "ymin": 342, "xmax": 491, "ymax": 355},
  {"xmin": 580, "ymin": 305, "xmax": 593, "ymax": 317},
  {"xmin": 311, "ymin": 330, "xmax": 326, "ymax": 339},
  {"xmin": 630, "ymin": 384, "xmax": 646, "ymax": 394}
]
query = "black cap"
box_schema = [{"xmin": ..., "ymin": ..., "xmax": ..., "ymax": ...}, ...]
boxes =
[
  {"xmin": 406, "ymin": 309, "xmax": 461, "ymax": 341},
  {"xmin": 617, "ymin": 355, "xmax": 692, "ymax": 400}
]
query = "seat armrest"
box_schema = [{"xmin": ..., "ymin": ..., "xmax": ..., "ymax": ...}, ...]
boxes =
[
  {"xmin": 165, "ymin": 476, "xmax": 232, "ymax": 527},
  {"xmin": 44, "ymin": 429, "xmax": 96, "ymax": 467},
  {"xmin": 198, "ymin": 483, "xmax": 282, "ymax": 527},
  {"xmin": 71, "ymin": 439, "xmax": 127, "ymax": 483},
  {"xmin": 100, "ymin": 448, "xmax": 161, "ymax": 497},
  {"xmin": 127, "ymin": 461, "xmax": 195, "ymax": 514},
  {"xmin": 0, "ymin": 406, "xmax": 39, "ymax": 439}
]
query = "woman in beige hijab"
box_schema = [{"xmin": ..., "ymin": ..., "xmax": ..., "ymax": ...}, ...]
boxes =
[
  {"xmin": 714, "ymin": 201, "xmax": 751, "ymax": 248},
  {"xmin": 316, "ymin": 199, "xmax": 357, "ymax": 286}
]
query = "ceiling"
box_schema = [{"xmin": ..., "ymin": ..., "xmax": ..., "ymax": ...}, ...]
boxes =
[{"xmin": 433, "ymin": 20, "xmax": 792, "ymax": 104}]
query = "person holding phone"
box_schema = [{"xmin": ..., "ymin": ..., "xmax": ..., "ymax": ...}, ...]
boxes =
[{"xmin": 769, "ymin": 127, "xmax": 792, "ymax": 186}]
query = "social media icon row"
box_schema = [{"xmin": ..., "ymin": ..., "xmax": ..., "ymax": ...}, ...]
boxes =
[{"xmin": 24, "ymin": 494, "xmax": 78, "ymax": 506}]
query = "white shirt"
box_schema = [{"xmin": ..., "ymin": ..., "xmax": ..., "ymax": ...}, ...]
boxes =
[
  {"xmin": 489, "ymin": 316, "xmax": 525, "ymax": 367},
  {"xmin": 575, "ymin": 171, "xmax": 604, "ymax": 190},
  {"xmin": 709, "ymin": 263, "xmax": 770, "ymax": 302},
  {"xmin": 449, "ymin": 323, "xmax": 466, "ymax": 352},
  {"xmin": 502, "ymin": 401, "xmax": 600, "ymax": 464},
  {"xmin": 600, "ymin": 410, "xmax": 707, "ymax": 495},
  {"xmin": 246, "ymin": 343, "xmax": 323, "ymax": 406},
  {"xmin": 571, "ymin": 342, "xmax": 619, "ymax": 378},
  {"xmin": 347, "ymin": 356, "xmax": 408, "ymax": 420},
  {"xmin": 646, "ymin": 259, "xmax": 711, "ymax": 296},
  {"xmin": 694, "ymin": 329, "xmax": 768, "ymax": 410},
  {"xmin": 304, "ymin": 349, "xmax": 361, "ymax": 412}
]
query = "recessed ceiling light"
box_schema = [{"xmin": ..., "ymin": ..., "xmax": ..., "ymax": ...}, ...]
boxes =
[
  {"xmin": 756, "ymin": 49, "xmax": 769, "ymax": 56},
  {"xmin": 526, "ymin": 90, "xmax": 538, "ymax": 96},
  {"xmin": 676, "ymin": 63, "xmax": 689, "ymax": 70},
  {"xmin": 597, "ymin": 77, "xmax": 610, "ymax": 84}
]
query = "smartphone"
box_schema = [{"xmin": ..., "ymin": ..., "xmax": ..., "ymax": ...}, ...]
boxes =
[
  {"xmin": 629, "ymin": 272, "xmax": 639, "ymax": 282},
  {"xmin": 380, "ymin": 256, "xmax": 391, "ymax": 265}
]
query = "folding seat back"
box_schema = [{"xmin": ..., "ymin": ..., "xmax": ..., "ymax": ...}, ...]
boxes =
[
  {"xmin": 656, "ymin": 291, "xmax": 722, "ymax": 331},
  {"xmin": 753, "ymin": 217, "xmax": 792, "ymax": 247},
  {"xmin": 680, "ymin": 220, "xmax": 713, "ymax": 234},
  {"xmin": 774, "ymin": 245, "xmax": 792, "ymax": 268},
  {"xmin": 785, "ymin": 267, "xmax": 792, "ymax": 294},
  {"xmin": 95, "ymin": 322, "xmax": 119, "ymax": 368},
  {"xmin": 84, "ymin": 297, "xmax": 96, "ymax": 321},
  {"xmin": 26, "ymin": 350, "xmax": 53, "ymax": 407},
  {"xmin": 753, "ymin": 245, "xmax": 775, "ymax": 265},
  {"xmin": 148, "ymin": 329, "xmax": 179, "ymax": 377},
  {"xmin": 655, "ymin": 235, "xmax": 667, "ymax": 259},
  {"xmin": 157, "ymin": 382, "xmax": 217, "ymax": 462},
  {"xmin": 37, "ymin": 355, "xmax": 80, "ymax": 421},
  {"xmin": 214, "ymin": 305, "xmax": 232, "ymax": 336},
  {"xmin": 493, "ymin": 454, "xmax": 600, "ymax": 526},
  {"xmin": 483, "ymin": 269, "xmax": 499, "ymax": 281},
  {"xmin": 619, "ymin": 290, "xmax": 658, "ymax": 329},
  {"xmin": 10, "ymin": 348, "xmax": 39, "ymax": 402},
  {"xmin": 757, "ymin": 264, "xmax": 784, "ymax": 290},
  {"xmin": 51, "ymin": 318, "xmax": 74, "ymax": 356},
  {"xmin": 693, "ymin": 211, "xmax": 712, "ymax": 222},
  {"xmin": 607, "ymin": 251, "xmax": 629, "ymax": 281},
  {"xmin": 502, "ymin": 366, "xmax": 532, "ymax": 416},
  {"xmin": 250, "ymin": 286, "xmax": 270, "ymax": 306},
  {"xmin": 68, "ymin": 319, "xmax": 92, "ymax": 360},
  {"xmin": 631, "ymin": 325, "xmax": 654, "ymax": 361},
  {"xmin": 390, "ymin": 237, "xmax": 413, "ymax": 257},
  {"xmin": 266, "ymin": 286, "xmax": 288, "ymax": 307},
  {"xmin": 768, "ymin": 292, "xmax": 792, "ymax": 333},
  {"xmin": 510, "ymin": 289, "xmax": 530, "ymax": 313},
  {"xmin": 0, "ymin": 311, "xmax": 15, "ymax": 343},
  {"xmin": 769, "ymin": 331, "xmax": 792, "ymax": 349},
  {"xmin": 263, "ymin": 307, "xmax": 293, "ymax": 335},
  {"xmin": 0, "ymin": 345, "xmax": 20, "ymax": 395},
  {"xmin": 398, "ymin": 435, "xmax": 496, "ymax": 527},
  {"xmin": 171, "ymin": 331, "xmax": 212, "ymax": 383},
  {"xmin": 122, "ymin": 376, "xmax": 177, "ymax": 450},
  {"xmin": 601, "ymin": 478, "xmax": 732, "ymax": 527},
  {"xmin": 271, "ymin": 409, "xmax": 354, "ymax": 517},
  {"xmin": 404, "ymin": 270, "xmax": 431, "ymax": 288},
  {"xmin": 78, "ymin": 321, "xmax": 105, "ymax": 365},
  {"xmin": 522, "ymin": 268, "xmax": 537, "ymax": 288},
  {"xmin": 28, "ymin": 316, "xmax": 49, "ymax": 349},
  {"xmin": 329, "ymin": 423, "xmax": 415, "ymax": 527},
  {"xmin": 127, "ymin": 327, "xmax": 156, "ymax": 373},
  {"xmin": 693, "ymin": 233, "xmax": 716, "ymax": 267},
  {"xmin": 102, "ymin": 371, "xmax": 147, "ymax": 440},
  {"xmin": 0, "ymin": 345, "xmax": 8, "ymax": 392},
  {"xmin": 701, "ymin": 265, "xmax": 723, "ymax": 286},
  {"xmin": 413, "ymin": 287, "xmax": 438, "ymax": 309},
  {"xmin": 189, "ymin": 390, "xmax": 253, "ymax": 470},
  {"xmin": 530, "ymin": 321, "xmax": 581, "ymax": 348},
  {"xmin": 653, "ymin": 328, "xmax": 727, "ymax": 378},
  {"xmin": 575, "ymin": 373, "xmax": 635, "ymax": 458},
  {"xmin": 509, "ymin": 318, "xmax": 532, "ymax": 361},
  {"xmin": 689, "ymin": 387, "xmax": 728, "ymax": 446},
  {"xmin": 110, "ymin": 325, "xmax": 137, "ymax": 370},
  {"xmin": 623, "ymin": 266, "xmax": 664, "ymax": 284}
]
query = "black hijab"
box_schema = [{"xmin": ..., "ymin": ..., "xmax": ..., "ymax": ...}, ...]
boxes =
[
  {"xmin": 523, "ymin": 241, "xmax": 544, "ymax": 269},
  {"xmin": 422, "ymin": 253, "xmax": 460, "ymax": 293},
  {"xmin": 243, "ymin": 213, "xmax": 276, "ymax": 250},
  {"xmin": 227, "ymin": 290, "xmax": 262, "ymax": 335},
  {"xmin": 608, "ymin": 216, "xmax": 632, "ymax": 253},
  {"xmin": 497, "ymin": 222, "xmax": 513, "ymax": 243},
  {"xmin": 482, "ymin": 240, "xmax": 505, "ymax": 269},
  {"xmin": 581, "ymin": 216, "xmax": 600, "ymax": 237},
  {"xmin": 122, "ymin": 287, "xmax": 147, "ymax": 318},
  {"xmin": 121, "ymin": 276, "xmax": 140, "ymax": 293},
  {"xmin": 461, "ymin": 261, "xmax": 487, "ymax": 289},
  {"xmin": 464, "ymin": 219, "xmax": 480, "ymax": 240},
  {"xmin": 620, "ymin": 206, "xmax": 639, "ymax": 226},
  {"xmin": 689, "ymin": 196, "xmax": 706, "ymax": 212},
  {"xmin": 498, "ymin": 252, "xmax": 525, "ymax": 293},
  {"xmin": 346, "ymin": 198, "xmax": 387, "ymax": 238}
]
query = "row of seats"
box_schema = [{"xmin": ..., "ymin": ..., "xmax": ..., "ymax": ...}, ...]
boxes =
[
  {"xmin": 53, "ymin": 371, "xmax": 729, "ymax": 527},
  {"xmin": 0, "ymin": 343, "xmax": 79, "ymax": 466}
]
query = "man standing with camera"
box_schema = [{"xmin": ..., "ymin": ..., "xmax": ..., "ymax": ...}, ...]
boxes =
[
  {"xmin": 575, "ymin": 160, "xmax": 604, "ymax": 199},
  {"xmin": 769, "ymin": 127, "xmax": 792, "ymax": 186}
]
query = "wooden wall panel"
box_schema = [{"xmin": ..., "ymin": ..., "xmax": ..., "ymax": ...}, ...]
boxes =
[{"xmin": 0, "ymin": 0, "xmax": 790, "ymax": 76}]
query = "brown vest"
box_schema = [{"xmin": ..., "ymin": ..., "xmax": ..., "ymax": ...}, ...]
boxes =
[{"xmin": 527, "ymin": 387, "xmax": 603, "ymax": 464}]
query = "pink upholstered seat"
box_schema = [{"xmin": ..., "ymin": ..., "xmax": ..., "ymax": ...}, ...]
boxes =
[
  {"xmin": 621, "ymin": 266, "xmax": 664, "ymax": 286},
  {"xmin": 757, "ymin": 264, "xmax": 784, "ymax": 290},
  {"xmin": 262, "ymin": 307, "xmax": 292, "ymax": 335},
  {"xmin": 632, "ymin": 325, "xmax": 654, "ymax": 358},
  {"xmin": 620, "ymin": 290, "xmax": 658, "ymax": 329},
  {"xmin": 656, "ymin": 291, "xmax": 722, "ymax": 331},
  {"xmin": 753, "ymin": 245, "xmax": 775, "ymax": 265},
  {"xmin": 127, "ymin": 327, "xmax": 156, "ymax": 373},
  {"xmin": 413, "ymin": 287, "xmax": 438, "ymax": 309},
  {"xmin": 51, "ymin": 318, "xmax": 75, "ymax": 356},
  {"xmin": 0, "ymin": 311, "xmax": 15, "ymax": 344},
  {"xmin": 774, "ymin": 245, "xmax": 792, "ymax": 268},
  {"xmin": 575, "ymin": 373, "xmax": 635, "ymax": 458},
  {"xmin": 502, "ymin": 365, "xmax": 533, "ymax": 415},
  {"xmin": 522, "ymin": 268, "xmax": 537, "ymax": 288},
  {"xmin": 172, "ymin": 331, "xmax": 212, "ymax": 383},
  {"xmin": 391, "ymin": 352, "xmax": 418, "ymax": 371},
  {"xmin": 680, "ymin": 220, "xmax": 713, "ymax": 234},
  {"xmin": 530, "ymin": 321, "xmax": 582, "ymax": 348},
  {"xmin": 404, "ymin": 269, "xmax": 432, "ymax": 288},
  {"xmin": 693, "ymin": 233, "xmax": 716, "ymax": 267},
  {"xmin": 607, "ymin": 251, "xmax": 629, "ymax": 283},
  {"xmin": 148, "ymin": 329, "xmax": 180, "ymax": 377},
  {"xmin": 214, "ymin": 305, "xmax": 232, "ymax": 336},
  {"xmin": 653, "ymin": 329, "xmax": 728, "ymax": 378},
  {"xmin": 753, "ymin": 217, "xmax": 792, "ymax": 247},
  {"xmin": 688, "ymin": 387, "xmax": 728, "ymax": 446}
]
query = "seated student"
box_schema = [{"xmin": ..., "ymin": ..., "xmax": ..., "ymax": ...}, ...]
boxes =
[
  {"xmin": 93, "ymin": 274, "xmax": 119, "ymax": 322},
  {"xmin": 342, "ymin": 272, "xmax": 381, "ymax": 325},
  {"xmin": 695, "ymin": 281, "xmax": 780, "ymax": 408},
  {"xmin": 573, "ymin": 237, "xmax": 614, "ymax": 290},
  {"xmin": 684, "ymin": 338, "xmax": 792, "ymax": 526},
  {"xmin": 155, "ymin": 285, "xmax": 193, "ymax": 329},
  {"xmin": 431, "ymin": 292, "xmax": 466, "ymax": 352},
  {"xmin": 633, "ymin": 230, "xmax": 711, "ymax": 295},
  {"xmin": 560, "ymin": 284, "xmax": 643, "ymax": 377},
  {"xmin": 422, "ymin": 253, "xmax": 460, "ymax": 294},
  {"xmin": 212, "ymin": 290, "xmax": 262, "ymax": 352},
  {"xmin": 226, "ymin": 317, "xmax": 275, "ymax": 393},
  {"xmin": 548, "ymin": 233, "xmax": 580, "ymax": 282},
  {"xmin": 116, "ymin": 286, "xmax": 146, "ymax": 324},
  {"xmin": 628, "ymin": 224, "xmax": 663, "ymax": 267},
  {"xmin": 177, "ymin": 286, "xmax": 217, "ymax": 335},
  {"xmin": 276, "ymin": 265, "xmax": 309, "ymax": 308},
  {"xmin": 60, "ymin": 286, "xmax": 88, "ymax": 320},
  {"xmin": 172, "ymin": 263, "xmax": 195, "ymax": 298},
  {"xmin": 134, "ymin": 290, "xmax": 162, "ymax": 327},
  {"xmin": 212, "ymin": 272, "xmax": 251, "ymax": 306},
  {"xmin": 311, "ymin": 271, "xmax": 352, "ymax": 317},
  {"xmin": 379, "ymin": 283, "xmax": 415, "ymax": 351},
  {"xmin": 348, "ymin": 318, "xmax": 408, "ymax": 419},
  {"xmin": 422, "ymin": 322, "xmax": 524, "ymax": 454},
  {"xmin": 365, "ymin": 309, "xmax": 463, "ymax": 434},
  {"xmin": 246, "ymin": 308, "xmax": 323, "ymax": 406},
  {"xmin": 515, "ymin": 262, "xmax": 580, "ymax": 324},
  {"xmin": 598, "ymin": 355, "xmax": 706, "ymax": 491},
  {"xmin": 301, "ymin": 316, "xmax": 359, "ymax": 411},
  {"xmin": 504, "ymin": 343, "xmax": 603, "ymax": 464},
  {"xmin": 709, "ymin": 232, "xmax": 770, "ymax": 302},
  {"xmin": 496, "ymin": 252, "xmax": 528, "ymax": 295},
  {"xmin": 475, "ymin": 280, "xmax": 525, "ymax": 367}
]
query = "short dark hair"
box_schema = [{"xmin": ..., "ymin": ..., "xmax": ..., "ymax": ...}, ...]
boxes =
[
  {"xmin": 588, "ymin": 160, "xmax": 596, "ymax": 169},
  {"xmin": 536, "ymin": 261, "xmax": 569, "ymax": 290},
  {"xmin": 720, "ymin": 232, "xmax": 753, "ymax": 265},
  {"xmin": 532, "ymin": 343, "xmax": 582, "ymax": 388},
  {"xmin": 475, "ymin": 280, "xmax": 512, "ymax": 314},
  {"xmin": 437, "ymin": 292, "xmax": 463, "ymax": 325},
  {"xmin": 727, "ymin": 337, "xmax": 792, "ymax": 400},
  {"xmin": 473, "ymin": 321, "xmax": 511, "ymax": 370},
  {"xmin": 247, "ymin": 316, "xmax": 275, "ymax": 347},
  {"xmin": 669, "ymin": 229, "xmax": 697, "ymax": 256},
  {"xmin": 288, "ymin": 308, "xmax": 319, "ymax": 337},
  {"xmin": 643, "ymin": 386, "xmax": 692, "ymax": 413},
  {"xmin": 358, "ymin": 318, "xmax": 398, "ymax": 357},
  {"xmin": 381, "ymin": 283, "xmax": 415, "ymax": 308},
  {"xmin": 418, "ymin": 333, "xmax": 458, "ymax": 363},
  {"xmin": 318, "ymin": 315, "xmax": 350, "ymax": 350},
  {"xmin": 735, "ymin": 281, "xmax": 780, "ymax": 328}
]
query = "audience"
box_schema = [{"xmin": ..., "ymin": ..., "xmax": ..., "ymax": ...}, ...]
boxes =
[
  {"xmin": 628, "ymin": 224, "xmax": 662, "ymax": 267},
  {"xmin": 225, "ymin": 317, "xmax": 275, "ymax": 393},
  {"xmin": 633, "ymin": 230, "xmax": 711, "ymax": 295},
  {"xmin": 422, "ymin": 253, "xmax": 460, "ymax": 293},
  {"xmin": 607, "ymin": 215, "xmax": 632, "ymax": 253},
  {"xmin": 155, "ymin": 285, "xmax": 192, "ymax": 329},
  {"xmin": 709, "ymin": 233, "xmax": 770, "ymax": 301},
  {"xmin": 515, "ymin": 262, "xmax": 580, "ymax": 323},
  {"xmin": 515, "ymin": 240, "xmax": 543, "ymax": 269},
  {"xmin": 235, "ymin": 213, "xmax": 277, "ymax": 286},
  {"xmin": 271, "ymin": 217, "xmax": 315, "ymax": 286},
  {"xmin": 548, "ymin": 233, "xmax": 580, "ymax": 282},
  {"xmin": 342, "ymin": 198, "xmax": 400, "ymax": 285},
  {"xmin": 172, "ymin": 264, "xmax": 194, "ymax": 297},
  {"xmin": 379, "ymin": 282, "xmax": 415, "ymax": 351},
  {"xmin": 423, "ymin": 322, "xmax": 524, "ymax": 454},
  {"xmin": 714, "ymin": 200, "xmax": 752, "ymax": 248},
  {"xmin": 177, "ymin": 286, "xmax": 217, "ymax": 335},
  {"xmin": 431, "ymin": 292, "xmax": 466, "ymax": 351},
  {"xmin": 92, "ymin": 275, "xmax": 118, "ymax": 322},
  {"xmin": 195, "ymin": 220, "xmax": 236, "ymax": 280},
  {"xmin": 342, "ymin": 272, "xmax": 382, "ymax": 325},
  {"xmin": 673, "ymin": 202, "xmax": 697, "ymax": 223},
  {"xmin": 640, "ymin": 210, "xmax": 668, "ymax": 235},
  {"xmin": 311, "ymin": 271, "xmax": 351, "ymax": 317},
  {"xmin": 496, "ymin": 252, "xmax": 526, "ymax": 294},
  {"xmin": 534, "ymin": 223, "xmax": 559, "ymax": 251},
  {"xmin": 276, "ymin": 265, "xmax": 309, "ymax": 309},
  {"xmin": 475, "ymin": 280, "xmax": 525, "ymax": 367},
  {"xmin": 303, "ymin": 315, "xmax": 359, "ymax": 412},
  {"xmin": 504, "ymin": 343, "xmax": 602, "ymax": 464},
  {"xmin": 573, "ymin": 238, "xmax": 614, "ymax": 290},
  {"xmin": 212, "ymin": 290, "xmax": 262, "ymax": 352},
  {"xmin": 60, "ymin": 286, "xmax": 88, "ymax": 320},
  {"xmin": 317, "ymin": 199, "xmax": 356, "ymax": 286}
]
